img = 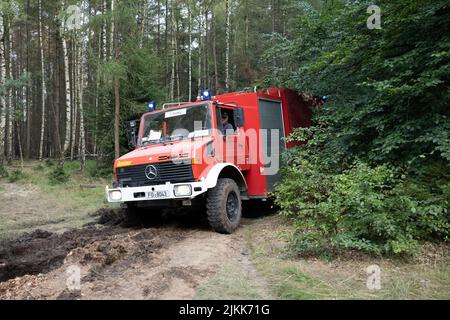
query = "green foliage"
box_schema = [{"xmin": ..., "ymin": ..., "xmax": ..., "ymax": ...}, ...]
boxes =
[
  {"xmin": 45, "ymin": 160, "xmax": 55, "ymax": 167},
  {"xmin": 276, "ymin": 159, "xmax": 450, "ymax": 257},
  {"xmin": 265, "ymin": 0, "xmax": 450, "ymax": 167},
  {"xmin": 48, "ymin": 166, "xmax": 69, "ymax": 185},
  {"xmin": 33, "ymin": 164, "xmax": 45, "ymax": 172},
  {"xmin": 87, "ymin": 160, "xmax": 113, "ymax": 179},
  {"xmin": 90, "ymin": 0, "xmax": 165, "ymax": 160},
  {"xmin": 267, "ymin": 0, "xmax": 450, "ymax": 257},
  {"xmin": 0, "ymin": 166, "xmax": 9, "ymax": 179},
  {"xmin": 7, "ymin": 170, "xmax": 26, "ymax": 183}
]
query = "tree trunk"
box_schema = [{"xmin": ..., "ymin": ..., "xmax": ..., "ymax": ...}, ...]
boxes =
[
  {"xmin": 78, "ymin": 37, "xmax": 86, "ymax": 170},
  {"xmin": 6, "ymin": 17, "xmax": 13, "ymax": 163},
  {"xmin": 0, "ymin": 15, "xmax": 6, "ymax": 164},
  {"xmin": 25, "ymin": 0, "xmax": 31, "ymax": 159},
  {"xmin": 165, "ymin": 0, "xmax": 169, "ymax": 95},
  {"xmin": 225, "ymin": 0, "xmax": 231, "ymax": 91},
  {"xmin": 61, "ymin": 1, "xmax": 72, "ymax": 157},
  {"xmin": 212, "ymin": 7, "xmax": 219, "ymax": 92},
  {"xmin": 157, "ymin": 0, "xmax": 161, "ymax": 52},
  {"xmin": 15, "ymin": 120, "xmax": 23, "ymax": 169},
  {"xmin": 138, "ymin": 0, "xmax": 146, "ymax": 49},
  {"xmin": 175, "ymin": 10, "xmax": 180, "ymax": 102},
  {"xmin": 38, "ymin": 0, "xmax": 47, "ymax": 161},
  {"xmin": 53, "ymin": 32, "xmax": 63, "ymax": 163},
  {"xmin": 102, "ymin": 0, "xmax": 107, "ymax": 61},
  {"xmin": 71, "ymin": 37, "xmax": 78, "ymax": 161},
  {"xmin": 169, "ymin": 1, "xmax": 175, "ymax": 101},
  {"xmin": 204, "ymin": 7, "xmax": 208, "ymax": 89},
  {"xmin": 197, "ymin": 2, "xmax": 202, "ymax": 96},
  {"xmin": 110, "ymin": 0, "xmax": 115, "ymax": 60},
  {"xmin": 112, "ymin": 0, "xmax": 120, "ymax": 159},
  {"xmin": 188, "ymin": 5, "xmax": 192, "ymax": 101}
]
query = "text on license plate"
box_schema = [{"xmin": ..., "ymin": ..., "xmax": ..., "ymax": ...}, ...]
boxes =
[{"xmin": 148, "ymin": 191, "xmax": 170, "ymax": 199}]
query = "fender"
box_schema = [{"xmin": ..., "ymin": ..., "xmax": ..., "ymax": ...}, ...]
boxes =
[{"xmin": 204, "ymin": 163, "xmax": 248, "ymax": 192}]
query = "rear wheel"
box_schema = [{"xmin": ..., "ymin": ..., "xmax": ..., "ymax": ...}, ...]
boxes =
[{"xmin": 206, "ymin": 178, "xmax": 242, "ymax": 234}]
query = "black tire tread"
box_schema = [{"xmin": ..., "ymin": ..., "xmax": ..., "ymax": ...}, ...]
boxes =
[{"xmin": 206, "ymin": 178, "xmax": 242, "ymax": 234}]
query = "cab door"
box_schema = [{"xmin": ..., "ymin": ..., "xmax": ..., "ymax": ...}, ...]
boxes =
[{"xmin": 216, "ymin": 107, "xmax": 246, "ymax": 167}]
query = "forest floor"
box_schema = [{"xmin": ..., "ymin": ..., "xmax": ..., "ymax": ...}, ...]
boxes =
[{"xmin": 0, "ymin": 162, "xmax": 449, "ymax": 300}]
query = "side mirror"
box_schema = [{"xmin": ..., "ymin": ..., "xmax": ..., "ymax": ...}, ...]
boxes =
[
  {"xmin": 126, "ymin": 120, "xmax": 140, "ymax": 149},
  {"xmin": 234, "ymin": 108, "xmax": 245, "ymax": 128}
]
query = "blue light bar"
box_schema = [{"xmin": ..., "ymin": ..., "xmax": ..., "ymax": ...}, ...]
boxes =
[
  {"xmin": 148, "ymin": 101, "xmax": 156, "ymax": 112},
  {"xmin": 201, "ymin": 89, "xmax": 212, "ymax": 101}
]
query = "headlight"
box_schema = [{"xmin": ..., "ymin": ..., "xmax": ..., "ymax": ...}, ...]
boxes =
[
  {"xmin": 109, "ymin": 190, "xmax": 122, "ymax": 201},
  {"xmin": 174, "ymin": 185, "xmax": 192, "ymax": 197}
]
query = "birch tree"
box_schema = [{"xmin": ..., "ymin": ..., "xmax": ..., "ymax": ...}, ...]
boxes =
[
  {"xmin": 0, "ymin": 14, "xmax": 6, "ymax": 164},
  {"xmin": 38, "ymin": 0, "xmax": 46, "ymax": 160},
  {"xmin": 5, "ymin": 14, "xmax": 12, "ymax": 163},
  {"xmin": 61, "ymin": 1, "xmax": 72, "ymax": 156},
  {"xmin": 112, "ymin": 0, "xmax": 120, "ymax": 159},
  {"xmin": 225, "ymin": 0, "xmax": 230, "ymax": 91},
  {"xmin": 188, "ymin": 3, "xmax": 192, "ymax": 101},
  {"xmin": 78, "ymin": 34, "xmax": 86, "ymax": 169}
]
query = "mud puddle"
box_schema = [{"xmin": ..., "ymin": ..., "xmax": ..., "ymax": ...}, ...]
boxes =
[{"xmin": 0, "ymin": 207, "xmax": 270, "ymax": 300}]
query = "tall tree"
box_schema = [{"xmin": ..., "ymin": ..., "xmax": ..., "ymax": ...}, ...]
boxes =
[
  {"xmin": 38, "ymin": 0, "xmax": 47, "ymax": 160},
  {"xmin": 61, "ymin": 1, "xmax": 72, "ymax": 157},
  {"xmin": 188, "ymin": 3, "xmax": 192, "ymax": 101},
  {"xmin": 225, "ymin": 0, "xmax": 230, "ymax": 91},
  {"xmin": 112, "ymin": 0, "xmax": 120, "ymax": 159},
  {"xmin": 0, "ymin": 13, "xmax": 6, "ymax": 164}
]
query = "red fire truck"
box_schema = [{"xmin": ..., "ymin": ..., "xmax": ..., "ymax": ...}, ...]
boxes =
[{"xmin": 106, "ymin": 88, "xmax": 314, "ymax": 233}]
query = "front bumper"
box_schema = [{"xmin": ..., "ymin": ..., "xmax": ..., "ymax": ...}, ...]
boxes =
[{"xmin": 105, "ymin": 181, "xmax": 208, "ymax": 203}]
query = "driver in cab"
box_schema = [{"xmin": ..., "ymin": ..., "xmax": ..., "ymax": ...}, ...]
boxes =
[{"xmin": 221, "ymin": 111, "xmax": 234, "ymax": 135}]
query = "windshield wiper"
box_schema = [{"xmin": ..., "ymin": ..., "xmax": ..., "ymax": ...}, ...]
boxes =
[
  {"xmin": 167, "ymin": 135, "xmax": 187, "ymax": 142},
  {"xmin": 142, "ymin": 138, "xmax": 163, "ymax": 146}
]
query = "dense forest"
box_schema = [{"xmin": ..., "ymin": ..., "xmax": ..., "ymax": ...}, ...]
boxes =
[
  {"xmin": 0, "ymin": 0, "xmax": 449, "ymax": 256},
  {"xmin": 0, "ymin": 0, "xmax": 313, "ymax": 165}
]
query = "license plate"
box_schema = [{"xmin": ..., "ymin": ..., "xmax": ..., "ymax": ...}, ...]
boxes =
[{"xmin": 148, "ymin": 190, "xmax": 170, "ymax": 199}]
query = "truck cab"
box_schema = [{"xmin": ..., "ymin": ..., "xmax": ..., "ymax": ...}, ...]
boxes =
[{"xmin": 106, "ymin": 88, "xmax": 313, "ymax": 233}]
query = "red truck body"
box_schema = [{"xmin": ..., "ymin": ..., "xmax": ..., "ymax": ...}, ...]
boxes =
[{"xmin": 107, "ymin": 87, "xmax": 314, "ymax": 233}]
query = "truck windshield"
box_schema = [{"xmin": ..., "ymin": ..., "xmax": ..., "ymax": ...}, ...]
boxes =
[{"xmin": 140, "ymin": 104, "xmax": 212, "ymax": 146}]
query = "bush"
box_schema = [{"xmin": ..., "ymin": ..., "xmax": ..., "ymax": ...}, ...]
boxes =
[
  {"xmin": 48, "ymin": 166, "xmax": 69, "ymax": 185},
  {"xmin": 8, "ymin": 170, "xmax": 26, "ymax": 183},
  {"xmin": 276, "ymin": 160, "xmax": 450, "ymax": 257},
  {"xmin": 45, "ymin": 159, "xmax": 55, "ymax": 167},
  {"xmin": 87, "ymin": 160, "xmax": 113, "ymax": 179},
  {"xmin": 0, "ymin": 165, "xmax": 8, "ymax": 179},
  {"xmin": 33, "ymin": 164, "xmax": 45, "ymax": 172}
]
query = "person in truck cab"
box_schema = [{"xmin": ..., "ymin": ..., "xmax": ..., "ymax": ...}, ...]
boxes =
[{"xmin": 221, "ymin": 111, "xmax": 234, "ymax": 135}]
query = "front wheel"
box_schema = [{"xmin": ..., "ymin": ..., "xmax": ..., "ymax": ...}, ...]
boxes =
[{"xmin": 206, "ymin": 178, "xmax": 242, "ymax": 234}]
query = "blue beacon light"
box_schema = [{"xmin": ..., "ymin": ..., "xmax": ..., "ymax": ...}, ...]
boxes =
[
  {"xmin": 148, "ymin": 101, "xmax": 156, "ymax": 112},
  {"xmin": 201, "ymin": 89, "xmax": 212, "ymax": 101}
]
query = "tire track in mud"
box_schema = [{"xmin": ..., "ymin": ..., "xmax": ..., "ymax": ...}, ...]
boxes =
[{"xmin": 0, "ymin": 208, "xmax": 270, "ymax": 300}]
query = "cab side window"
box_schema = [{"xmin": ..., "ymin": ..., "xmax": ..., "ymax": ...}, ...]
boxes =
[{"xmin": 217, "ymin": 107, "xmax": 236, "ymax": 135}]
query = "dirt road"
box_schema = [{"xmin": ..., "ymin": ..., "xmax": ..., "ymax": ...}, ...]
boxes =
[{"xmin": 0, "ymin": 208, "xmax": 274, "ymax": 300}]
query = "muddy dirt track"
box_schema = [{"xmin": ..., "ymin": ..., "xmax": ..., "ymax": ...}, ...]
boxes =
[{"xmin": 0, "ymin": 208, "xmax": 273, "ymax": 300}]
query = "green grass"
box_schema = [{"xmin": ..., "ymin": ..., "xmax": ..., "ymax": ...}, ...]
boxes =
[
  {"xmin": 20, "ymin": 160, "xmax": 112, "ymax": 210},
  {"xmin": 195, "ymin": 264, "xmax": 268, "ymax": 300},
  {"xmin": 0, "ymin": 160, "xmax": 117, "ymax": 239},
  {"xmin": 245, "ymin": 216, "xmax": 450, "ymax": 300}
]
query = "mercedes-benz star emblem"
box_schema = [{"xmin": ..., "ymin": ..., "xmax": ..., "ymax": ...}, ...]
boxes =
[{"xmin": 145, "ymin": 165, "xmax": 158, "ymax": 180}]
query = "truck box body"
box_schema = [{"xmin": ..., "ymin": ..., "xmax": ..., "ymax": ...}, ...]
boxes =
[{"xmin": 214, "ymin": 88, "xmax": 312, "ymax": 196}]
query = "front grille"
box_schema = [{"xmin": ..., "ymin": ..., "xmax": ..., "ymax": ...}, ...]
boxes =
[{"xmin": 117, "ymin": 161, "xmax": 194, "ymax": 187}]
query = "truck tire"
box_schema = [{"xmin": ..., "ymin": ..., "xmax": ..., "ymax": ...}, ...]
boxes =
[
  {"xmin": 206, "ymin": 178, "xmax": 242, "ymax": 234},
  {"xmin": 122, "ymin": 202, "xmax": 143, "ymax": 227}
]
